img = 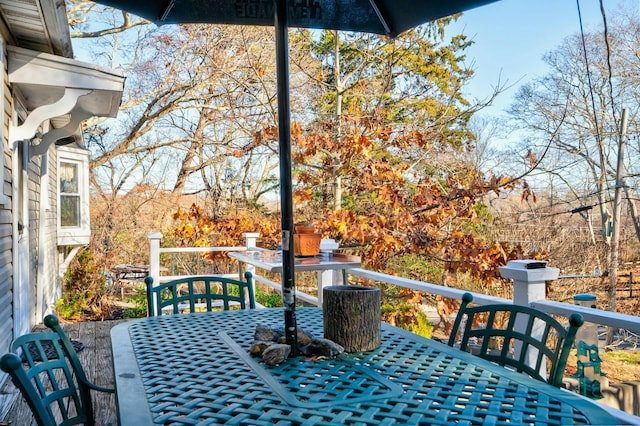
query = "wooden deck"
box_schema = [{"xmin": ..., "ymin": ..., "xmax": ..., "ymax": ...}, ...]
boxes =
[{"xmin": 0, "ymin": 319, "xmax": 130, "ymax": 426}]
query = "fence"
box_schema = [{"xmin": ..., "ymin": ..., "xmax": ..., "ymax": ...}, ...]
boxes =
[{"xmin": 148, "ymin": 231, "xmax": 639, "ymax": 335}]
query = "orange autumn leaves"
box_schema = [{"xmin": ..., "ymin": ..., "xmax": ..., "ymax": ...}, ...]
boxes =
[
  {"xmin": 172, "ymin": 120, "xmax": 536, "ymax": 289},
  {"xmin": 171, "ymin": 205, "xmax": 281, "ymax": 261},
  {"xmin": 289, "ymin": 120, "xmax": 534, "ymax": 285}
]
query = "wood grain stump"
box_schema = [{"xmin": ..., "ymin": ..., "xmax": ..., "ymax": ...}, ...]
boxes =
[{"xmin": 323, "ymin": 285, "xmax": 381, "ymax": 352}]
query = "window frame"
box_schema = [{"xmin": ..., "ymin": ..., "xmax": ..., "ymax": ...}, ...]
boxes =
[{"xmin": 57, "ymin": 145, "xmax": 90, "ymax": 246}]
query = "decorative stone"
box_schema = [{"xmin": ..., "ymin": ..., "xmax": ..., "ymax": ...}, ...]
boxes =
[
  {"xmin": 251, "ymin": 324, "xmax": 343, "ymax": 364},
  {"xmin": 303, "ymin": 338, "xmax": 344, "ymax": 358},
  {"xmin": 249, "ymin": 340, "xmax": 275, "ymax": 357},
  {"xmin": 277, "ymin": 328, "xmax": 314, "ymax": 346},
  {"xmin": 262, "ymin": 344, "xmax": 291, "ymax": 366},
  {"xmin": 254, "ymin": 324, "xmax": 283, "ymax": 342}
]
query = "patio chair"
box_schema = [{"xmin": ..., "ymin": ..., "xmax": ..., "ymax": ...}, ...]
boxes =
[
  {"xmin": 0, "ymin": 314, "xmax": 114, "ymax": 426},
  {"xmin": 447, "ymin": 292, "xmax": 584, "ymax": 387},
  {"xmin": 145, "ymin": 271, "xmax": 255, "ymax": 316}
]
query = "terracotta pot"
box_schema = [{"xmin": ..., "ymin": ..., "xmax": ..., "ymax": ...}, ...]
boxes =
[
  {"xmin": 294, "ymin": 224, "xmax": 316, "ymax": 234},
  {"xmin": 294, "ymin": 233, "xmax": 321, "ymax": 256}
]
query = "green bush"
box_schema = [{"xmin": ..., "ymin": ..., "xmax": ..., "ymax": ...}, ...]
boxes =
[
  {"xmin": 410, "ymin": 310, "xmax": 433, "ymax": 338},
  {"xmin": 57, "ymin": 248, "xmax": 108, "ymax": 320},
  {"xmin": 123, "ymin": 288, "xmax": 148, "ymax": 318},
  {"xmin": 255, "ymin": 286, "xmax": 282, "ymax": 307}
]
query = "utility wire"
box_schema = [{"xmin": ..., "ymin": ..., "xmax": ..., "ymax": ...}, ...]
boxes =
[
  {"xmin": 576, "ymin": 0, "xmax": 603, "ymax": 145},
  {"xmin": 496, "ymin": 199, "xmax": 616, "ymax": 224},
  {"xmin": 599, "ymin": 0, "xmax": 618, "ymax": 129}
]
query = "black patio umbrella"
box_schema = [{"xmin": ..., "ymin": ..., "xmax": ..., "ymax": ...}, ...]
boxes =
[{"xmin": 91, "ymin": 0, "xmax": 500, "ymax": 353}]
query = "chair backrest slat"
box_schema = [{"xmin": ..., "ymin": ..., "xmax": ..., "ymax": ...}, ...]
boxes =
[
  {"xmin": 448, "ymin": 292, "xmax": 583, "ymax": 387},
  {"xmin": 145, "ymin": 272, "xmax": 255, "ymax": 316}
]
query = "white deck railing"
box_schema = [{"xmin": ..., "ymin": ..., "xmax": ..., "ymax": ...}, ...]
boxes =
[
  {"xmin": 148, "ymin": 231, "xmax": 640, "ymax": 334},
  {"xmin": 348, "ymin": 268, "xmax": 640, "ymax": 335}
]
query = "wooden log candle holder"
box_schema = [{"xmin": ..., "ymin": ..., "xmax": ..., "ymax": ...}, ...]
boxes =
[{"xmin": 322, "ymin": 285, "xmax": 381, "ymax": 352}]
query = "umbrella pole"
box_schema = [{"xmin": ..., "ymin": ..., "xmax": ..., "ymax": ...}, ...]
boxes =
[{"xmin": 275, "ymin": 0, "xmax": 298, "ymax": 356}]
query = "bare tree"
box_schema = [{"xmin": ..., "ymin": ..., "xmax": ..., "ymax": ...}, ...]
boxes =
[{"xmin": 504, "ymin": 6, "xmax": 640, "ymax": 315}]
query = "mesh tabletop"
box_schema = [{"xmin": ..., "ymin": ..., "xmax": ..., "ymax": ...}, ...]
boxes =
[{"xmin": 115, "ymin": 308, "xmax": 620, "ymax": 426}]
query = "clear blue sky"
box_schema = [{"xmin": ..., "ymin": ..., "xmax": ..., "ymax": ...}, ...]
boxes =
[{"xmin": 450, "ymin": 0, "xmax": 634, "ymax": 118}]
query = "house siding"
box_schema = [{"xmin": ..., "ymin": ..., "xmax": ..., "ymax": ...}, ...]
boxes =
[
  {"xmin": 0, "ymin": 59, "xmax": 63, "ymax": 391},
  {"xmin": 41, "ymin": 149, "xmax": 59, "ymax": 316},
  {"xmin": 0, "ymin": 35, "xmax": 64, "ymax": 394},
  {"xmin": 0, "ymin": 39, "xmax": 61, "ymax": 353},
  {"xmin": 27, "ymin": 151, "xmax": 40, "ymax": 327},
  {"xmin": 0, "ymin": 35, "xmax": 12, "ymax": 355}
]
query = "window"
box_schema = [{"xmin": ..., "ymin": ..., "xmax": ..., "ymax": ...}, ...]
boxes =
[
  {"xmin": 57, "ymin": 146, "xmax": 90, "ymax": 246},
  {"xmin": 60, "ymin": 162, "xmax": 80, "ymax": 227}
]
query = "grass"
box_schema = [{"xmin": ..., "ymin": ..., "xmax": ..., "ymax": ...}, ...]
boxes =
[
  {"xmin": 567, "ymin": 349, "xmax": 640, "ymax": 384},
  {"xmin": 599, "ymin": 350, "xmax": 640, "ymax": 382}
]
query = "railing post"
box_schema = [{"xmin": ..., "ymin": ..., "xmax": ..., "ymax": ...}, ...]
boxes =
[
  {"xmin": 148, "ymin": 231, "xmax": 163, "ymax": 285},
  {"xmin": 318, "ymin": 269, "xmax": 334, "ymax": 306},
  {"xmin": 499, "ymin": 260, "xmax": 559, "ymax": 380},
  {"xmin": 317, "ymin": 239, "xmax": 340, "ymax": 306},
  {"xmin": 242, "ymin": 233, "xmax": 260, "ymax": 293},
  {"xmin": 244, "ymin": 232, "xmax": 259, "ymax": 249},
  {"xmin": 148, "ymin": 231, "xmax": 163, "ymax": 315},
  {"xmin": 500, "ymin": 260, "xmax": 557, "ymax": 306}
]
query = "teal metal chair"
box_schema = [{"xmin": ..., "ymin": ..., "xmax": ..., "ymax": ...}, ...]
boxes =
[
  {"xmin": 145, "ymin": 271, "xmax": 255, "ymax": 316},
  {"xmin": 447, "ymin": 292, "xmax": 584, "ymax": 387},
  {"xmin": 0, "ymin": 315, "xmax": 114, "ymax": 426}
]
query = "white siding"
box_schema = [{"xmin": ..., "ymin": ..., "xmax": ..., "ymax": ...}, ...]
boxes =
[
  {"xmin": 27, "ymin": 145, "xmax": 39, "ymax": 327},
  {"xmin": 0, "ymin": 33, "xmax": 12, "ymax": 353},
  {"xmin": 40, "ymin": 149, "xmax": 58, "ymax": 317}
]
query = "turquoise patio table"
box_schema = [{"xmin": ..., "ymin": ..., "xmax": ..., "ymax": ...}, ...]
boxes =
[{"xmin": 110, "ymin": 308, "xmax": 621, "ymax": 425}]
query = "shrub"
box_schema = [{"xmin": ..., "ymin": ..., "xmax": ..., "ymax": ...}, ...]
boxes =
[
  {"xmin": 255, "ymin": 286, "xmax": 283, "ymax": 308},
  {"xmin": 57, "ymin": 248, "xmax": 108, "ymax": 320}
]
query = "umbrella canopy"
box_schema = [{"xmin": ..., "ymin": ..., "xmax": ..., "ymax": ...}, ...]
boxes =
[
  {"xmin": 90, "ymin": 0, "xmax": 500, "ymax": 353},
  {"xmin": 88, "ymin": 1, "xmax": 498, "ymax": 37}
]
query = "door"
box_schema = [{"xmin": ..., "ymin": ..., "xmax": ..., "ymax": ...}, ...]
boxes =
[{"xmin": 13, "ymin": 139, "xmax": 31, "ymax": 337}]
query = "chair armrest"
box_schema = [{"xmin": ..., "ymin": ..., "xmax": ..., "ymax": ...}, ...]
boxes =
[{"xmin": 81, "ymin": 377, "xmax": 115, "ymax": 394}]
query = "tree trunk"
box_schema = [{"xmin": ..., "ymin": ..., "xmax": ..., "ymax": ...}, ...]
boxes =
[
  {"xmin": 624, "ymin": 186, "xmax": 640, "ymax": 245},
  {"xmin": 606, "ymin": 109, "xmax": 628, "ymax": 345},
  {"xmin": 323, "ymin": 286, "xmax": 380, "ymax": 352}
]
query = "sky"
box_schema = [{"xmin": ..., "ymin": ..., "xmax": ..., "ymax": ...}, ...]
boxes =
[
  {"xmin": 74, "ymin": 0, "xmax": 621, "ymax": 121},
  {"xmin": 449, "ymin": 0, "xmax": 634, "ymax": 119}
]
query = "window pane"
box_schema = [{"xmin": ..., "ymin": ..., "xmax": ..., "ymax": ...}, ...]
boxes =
[
  {"xmin": 61, "ymin": 195, "xmax": 80, "ymax": 227},
  {"xmin": 60, "ymin": 162, "xmax": 78, "ymax": 194}
]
